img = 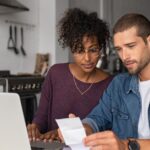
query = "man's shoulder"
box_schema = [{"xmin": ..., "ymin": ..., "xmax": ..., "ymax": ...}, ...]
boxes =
[
  {"xmin": 113, "ymin": 72, "xmax": 131, "ymax": 81},
  {"xmin": 110, "ymin": 72, "xmax": 133, "ymax": 87},
  {"xmin": 102, "ymin": 73, "xmax": 133, "ymax": 96}
]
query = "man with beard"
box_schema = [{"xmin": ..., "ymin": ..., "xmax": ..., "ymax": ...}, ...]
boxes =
[{"xmin": 81, "ymin": 13, "xmax": 150, "ymax": 149}]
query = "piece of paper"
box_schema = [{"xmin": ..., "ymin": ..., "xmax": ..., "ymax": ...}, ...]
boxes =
[{"xmin": 56, "ymin": 117, "xmax": 89, "ymax": 150}]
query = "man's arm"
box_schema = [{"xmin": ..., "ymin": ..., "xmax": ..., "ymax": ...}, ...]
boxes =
[
  {"xmin": 83, "ymin": 124, "xmax": 150, "ymax": 150},
  {"xmin": 83, "ymin": 123, "xmax": 94, "ymax": 135},
  {"xmin": 126, "ymin": 139, "xmax": 150, "ymax": 150}
]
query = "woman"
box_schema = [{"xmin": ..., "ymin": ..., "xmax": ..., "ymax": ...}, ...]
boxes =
[{"xmin": 27, "ymin": 8, "xmax": 113, "ymax": 141}]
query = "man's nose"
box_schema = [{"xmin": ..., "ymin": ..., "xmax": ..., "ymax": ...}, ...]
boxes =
[{"xmin": 120, "ymin": 49, "xmax": 129, "ymax": 61}]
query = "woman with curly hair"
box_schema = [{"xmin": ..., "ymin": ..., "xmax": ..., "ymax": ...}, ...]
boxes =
[{"xmin": 27, "ymin": 8, "xmax": 113, "ymax": 141}]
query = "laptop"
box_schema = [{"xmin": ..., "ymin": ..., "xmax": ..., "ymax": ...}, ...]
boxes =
[{"xmin": 0, "ymin": 93, "xmax": 65, "ymax": 150}]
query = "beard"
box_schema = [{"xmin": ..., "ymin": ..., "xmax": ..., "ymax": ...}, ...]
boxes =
[{"xmin": 126, "ymin": 54, "xmax": 150, "ymax": 74}]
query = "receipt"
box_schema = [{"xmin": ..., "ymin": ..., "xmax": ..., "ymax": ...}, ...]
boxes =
[{"xmin": 56, "ymin": 117, "xmax": 89, "ymax": 150}]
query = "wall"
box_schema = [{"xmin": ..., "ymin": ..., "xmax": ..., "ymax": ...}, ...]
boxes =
[
  {"xmin": 0, "ymin": 0, "xmax": 39, "ymax": 74},
  {"xmin": 38, "ymin": 0, "xmax": 70, "ymax": 66},
  {"xmin": 38, "ymin": 0, "xmax": 56, "ymax": 66},
  {"xmin": 70, "ymin": 0, "xmax": 100, "ymax": 16},
  {"xmin": 0, "ymin": 0, "xmax": 70, "ymax": 74},
  {"xmin": 55, "ymin": 0, "xmax": 69, "ymax": 63},
  {"xmin": 110, "ymin": 0, "xmax": 150, "ymax": 29}
]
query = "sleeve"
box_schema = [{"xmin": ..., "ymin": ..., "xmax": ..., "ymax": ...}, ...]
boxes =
[
  {"xmin": 33, "ymin": 67, "xmax": 53, "ymax": 133},
  {"xmin": 82, "ymin": 80, "xmax": 115, "ymax": 132}
]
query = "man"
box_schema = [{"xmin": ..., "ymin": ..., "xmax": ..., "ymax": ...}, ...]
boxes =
[{"xmin": 82, "ymin": 13, "xmax": 150, "ymax": 149}]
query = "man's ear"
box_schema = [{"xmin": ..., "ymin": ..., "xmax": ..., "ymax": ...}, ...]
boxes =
[{"xmin": 147, "ymin": 35, "xmax": 150, "ymax": 44}]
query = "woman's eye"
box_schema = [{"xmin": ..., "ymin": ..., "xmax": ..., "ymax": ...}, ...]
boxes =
[
  {"xmin": 89, "ymin": 48, "xmax": 99, "ymax": 52},
  {"xmin": 76, "ymin": 50, "xmax": 84, "ymax": 54}
]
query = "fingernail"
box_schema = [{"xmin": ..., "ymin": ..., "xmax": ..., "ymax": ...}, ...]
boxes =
[{"xmin": 33, "ymin": 137, "xmax": 35, "ymax": 141}]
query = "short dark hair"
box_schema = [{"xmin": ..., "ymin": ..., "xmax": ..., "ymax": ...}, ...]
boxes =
[
  {"xmin": 57, "ymin": 8, "xmax": 110, "ymax": 53},
  {"xmin": 113, "ymin": 13, "xmax": 150, "ymax": 40}
]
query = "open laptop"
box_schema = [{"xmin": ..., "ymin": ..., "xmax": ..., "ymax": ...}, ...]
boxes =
[{"xmin": 0, "ymin": 93, "xmax": 65, "ymax": 150}]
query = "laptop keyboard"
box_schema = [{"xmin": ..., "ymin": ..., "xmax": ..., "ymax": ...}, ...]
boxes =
[{"xmin": 31, "ymin": 140, "xmax": 65, "ymax": 150}]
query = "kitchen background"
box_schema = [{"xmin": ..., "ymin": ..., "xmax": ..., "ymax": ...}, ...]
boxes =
[
  {"xmin": 0, "ymin": 0, "xmax": 149, "ymax": 74},
  {"xmin": 0, "ymin": 0, "xmax": 149, "ymax": 123}
]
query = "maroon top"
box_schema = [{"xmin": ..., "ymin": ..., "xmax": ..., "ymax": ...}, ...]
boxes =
[{"xmin": 33, "ymin": 63, "xmax": 113, "ymax": 133}]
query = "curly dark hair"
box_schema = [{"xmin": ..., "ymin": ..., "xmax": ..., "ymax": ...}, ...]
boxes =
[{"xmin": 57, "ymin": 8, "xmax": 110, "ymax": 54}]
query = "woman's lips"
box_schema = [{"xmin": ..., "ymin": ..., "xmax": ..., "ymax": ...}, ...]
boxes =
[{"xmin": 82, "ymin": 63, "xmax": 94, "ymax": 69}]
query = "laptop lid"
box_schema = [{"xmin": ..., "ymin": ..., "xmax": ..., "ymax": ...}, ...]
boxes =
[{"xmin": 0, "ymin": 93, "xmax": 31, "ymax": 150}]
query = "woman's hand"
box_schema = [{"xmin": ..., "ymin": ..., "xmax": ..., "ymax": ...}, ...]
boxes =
[
  {"xmin": 39, "ymin": 129, "xmax": 61, "ymax": 142},
  {"xmin": 27, "ymin": 123, "xmax": 41, "ymax": 141},
  {"xmin": 27, "ymin": 124, "xmax": 60, "ymax": 142}
]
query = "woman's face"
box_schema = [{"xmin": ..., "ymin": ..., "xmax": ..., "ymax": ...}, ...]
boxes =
[{"xmin": 73, "ymin": 36, "xmax": 101, "ymax": 73}]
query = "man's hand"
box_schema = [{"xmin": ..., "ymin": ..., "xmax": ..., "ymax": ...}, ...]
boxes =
[
  {"xmin": 27, "ymin": 123, "xmax": 41, "ymax": 141},
  {"xmin": 83, "ymin": 131, "xmax": 128, "ymax": 150}
]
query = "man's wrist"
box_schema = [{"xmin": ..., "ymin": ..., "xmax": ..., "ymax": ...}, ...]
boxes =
[
  {"xmin": 127, "ymin": 138, "xmax": 140, "ymax": 150},
  {"xmin": 83, "ymin": 123, "xmax": 94, "ymax": 135},
  {"xmin": 122, "ymin": 139, "xmax": 129, "ymax": 150}
]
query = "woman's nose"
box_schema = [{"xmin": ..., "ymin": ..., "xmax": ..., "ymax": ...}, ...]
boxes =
[{"xmin": 84, "ymin": 51, "xmax": 91, "ymax": 61}]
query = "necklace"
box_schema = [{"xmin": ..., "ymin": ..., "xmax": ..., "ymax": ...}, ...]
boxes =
[{"xmin": 73, "ymin": 75, "xmax": 95, "ymax": 95}]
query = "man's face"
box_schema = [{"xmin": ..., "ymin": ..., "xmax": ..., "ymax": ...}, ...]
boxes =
[{"xmin": 113, "ymin": 27, "xmax": 150, "ymax": 74}]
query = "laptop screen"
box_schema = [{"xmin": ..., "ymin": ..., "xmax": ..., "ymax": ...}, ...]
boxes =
[
  {"xmin": 0, "ymin": 93, "xmax": 67, "ymax": 150},
  {"xmin": 0, "ymin": 93, "xmax": 31, "ymax": 150}
]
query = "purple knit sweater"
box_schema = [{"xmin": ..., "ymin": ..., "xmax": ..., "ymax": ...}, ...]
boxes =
[{"xmin": 33, "ymin": 63, "xmax": 113, "ymax": 133}]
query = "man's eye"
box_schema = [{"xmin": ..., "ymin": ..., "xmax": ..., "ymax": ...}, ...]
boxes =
[
  {"xmin": 128, "ymin": 45, "xmax": 135, "ymax": 48},
  {"xmin": 115, "ymin": 47, "xmax": 121, "ymax": 52},
  {"xmin": 116, "ymin": 48, "xmax": 121, "ymax": 52}
]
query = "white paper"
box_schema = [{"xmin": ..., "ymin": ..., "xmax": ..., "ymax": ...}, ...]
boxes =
[
  {"xmin": 56, "ymin": 117, "xmax": 89, "ymax": 150},
  {"xmin": 69, "ymin": 143, "xmax": 89, "ymax": 150}
]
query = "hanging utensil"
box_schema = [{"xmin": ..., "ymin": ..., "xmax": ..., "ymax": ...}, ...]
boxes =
[
  {"xmin": 14, "ymin": 26, "xmax": 19, "ymax": 54},
  {"xmin": 20, "ymin": 27, "xmax": 26, "ymax": 56},
  {"xmin": 7, "ymin": 25, "xmax": 19, "ymax": 54}
]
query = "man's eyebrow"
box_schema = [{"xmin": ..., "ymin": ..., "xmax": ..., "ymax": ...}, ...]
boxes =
[
  {"xmin": 114, "ymin": 42, "xmax": 137, "ymax": 49},
  {"xmin": 125, "ymin": 42, "xmax": 136, "ymax": 45}
]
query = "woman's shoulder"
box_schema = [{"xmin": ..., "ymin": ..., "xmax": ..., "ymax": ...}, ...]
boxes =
[
  {"xmin": 51, "ymin": 63, "xmax": 69, "ymax": 69},
  {"xmin": 45, "ymin": 63, "xmax": 69, "ymax": 78},
  {"xmin": 48, "ymin": 63, "xmax": 69, "ymax": 72},
  {"xmin": 96, "ymin": 69, "xmax": 113, "ymax": 82}
]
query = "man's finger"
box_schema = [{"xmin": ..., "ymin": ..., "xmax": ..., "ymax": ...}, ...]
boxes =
[{"xmin": 69, "ymin": 113, "xmax": 76, "ymax": 118}]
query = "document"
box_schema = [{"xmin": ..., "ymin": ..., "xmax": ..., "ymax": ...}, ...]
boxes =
[{"xmin": 56, "ymin": 117, "xmax": 89, "ymax": 150}]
